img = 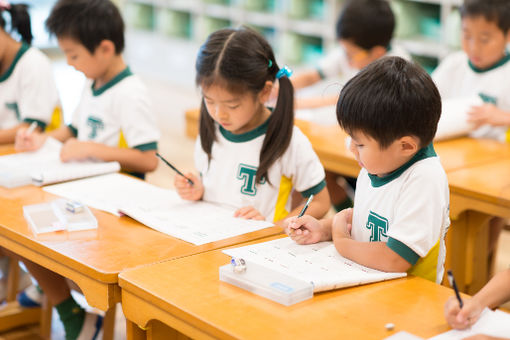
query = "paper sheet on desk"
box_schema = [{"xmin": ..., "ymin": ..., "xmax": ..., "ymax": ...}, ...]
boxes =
[
  {"xmin": 223, "ymin": 237, "xmax": 407, "ymax": 292},
  {"xmin": 0, "ymin": 138, "xmax": 119, "ymax": 188},
  {"xmin": 428, "ymin": 308, "xmax": 510, "ymax": 339},
  {"xmin": 434, "ymin": 97, "xmax": 482, "ymax": 141},
  {"xmin": 44, "ymin": 173, "xmax": 273, "ymax": 244}
]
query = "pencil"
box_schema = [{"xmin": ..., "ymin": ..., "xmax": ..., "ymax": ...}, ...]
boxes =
[
  {"xmin": 447, "ymin": 270, "xmax": 464, "ymax": 308},
  {"xmin": 298, "ymin": 194, "xmax": 314, "ymax": 217},
  {"xmin": 156, "ymin": 152, "xmax": 194, "ymax": 185}
]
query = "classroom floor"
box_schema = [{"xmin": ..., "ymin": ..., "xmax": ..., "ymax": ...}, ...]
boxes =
[{"xmin": 1, "ymin": 34, "xmax": 509, "ymax": 338}]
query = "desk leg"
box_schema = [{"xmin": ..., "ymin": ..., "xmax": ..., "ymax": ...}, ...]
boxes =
[
  {"xmin": 127, "ymin": 319, "xmax": 147, "ymax": 340},
  {"xmin": 103, "ymin": 305, "xmax": 117, "ymax": 340},
  {"xmin": 447, "ymin": 211, "xmax": 490, "ymax": 294},
  {"xmin": 147, "ymin": 320, "xmax": 192, "ymax": 340},
  {"xmin": 39, "ymin": 295, "xmax": 53, "ymax": 339}
]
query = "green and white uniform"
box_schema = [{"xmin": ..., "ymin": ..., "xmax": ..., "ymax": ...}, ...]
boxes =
[
  {"xmin": 352, "ymin": 144, "xmax": 450, "ymax": 283},
  {"xmin": 195, "ymin": 121, "xmax": 326, "ymax": 222},
  {"xmin": 0, "ymin": 43, "xmax": 59, "ymax": 130},
  {"xmin": 433, "ymin": 51, "xmax": 510, "ymax": 142},
  {"xmin": 69, "ymin": 67, "xmax": 159, "ymax": 151}
]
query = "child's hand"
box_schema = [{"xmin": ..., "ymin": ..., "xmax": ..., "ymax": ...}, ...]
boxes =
[
  {"xmin": 285, "ymin": 215, "xmax": 325, "ymax": 245},
  {"xmin": 15, "ymin": 129, "xmax": 47, "ymax": 151},
  {"xmin": 174, "ymin": 172, "xmax": 203, "ymax": 201},
  {"xmin": 60, "ymin": 138, "xmax": 93, "ymax": 162},
  {"xmin": 468, "ymin": 104, "xmax": 510, "ymax": 128},
  {"xmin": 234, "ymin": 206, "xmax": 265, "ymax": 220},
  {"xmin": 444, "ymin": 296, "xmax": 484, "ymax": 330},
  {"xmin": 332, "ymin": 208, "xmax": 353, "ymax": 240}
]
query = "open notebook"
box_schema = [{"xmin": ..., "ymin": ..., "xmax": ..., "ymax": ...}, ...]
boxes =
[
  {"xmin": 0, "ymin": 137, "xmax": 120, "ymax": 188},
  {"xmin": 434, "ymin": 96, "xmax": 482, "ymax": 141},
  {"xmin": 223, "ymin": 237, "xmax": 407, "ymax": 292},
  {"xmin": 44, "ymin": 173, "xmax": 273, "ymax": 245}
]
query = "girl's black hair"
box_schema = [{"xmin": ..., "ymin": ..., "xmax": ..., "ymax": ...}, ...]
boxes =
[
  {"xmin": 0, "ymin": 4, "xmax": 33, "ymax": 44},
  {"xmin": 196, "ymin": 27, "xmax": 294, "ymax": 184}
]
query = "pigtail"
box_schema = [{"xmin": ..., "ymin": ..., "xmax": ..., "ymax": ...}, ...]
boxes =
[
  {"xmin": 199, "ymin": 98, "xmax": 216, "ymax": 161},
  {"xmin": 256, "ymin": 65, "xmax": 294, "ymax": 185},
  {"xmin": 0, "ymin": 4, "xmax": 32, "ymax": 44}
]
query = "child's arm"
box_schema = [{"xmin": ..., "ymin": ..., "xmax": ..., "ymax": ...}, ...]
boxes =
[
  {"xmin": 0, "ymin": 123, "xmax": 37, "ymax": 144},
  {"xmin": 444, "ymin": 269, "xmax": 510, "ymax": 330},
  {"xmin": 59, "ymin": 139, "xmax": 158, "ymax": 173},
  {"xmin": 174, "ymin": 172, "xmax": 204, "ymax": 201},
  {"xmin": 285, "ymin": 215, "xmax": 333, "ymax": 244},
  {"xmin": 291, "ymin": 69, "xmax": 322, "ymax": 91},
  {"xmin": 286, "ymin": 186, "xmax": 330, "ymax": 220},
  {"xmin": 468, "ymin": 104, "xmax": 510, "ymax": 128},
  {"xmin": 331, "ymin": 211, "xmax": 411, "ymax": 272}
]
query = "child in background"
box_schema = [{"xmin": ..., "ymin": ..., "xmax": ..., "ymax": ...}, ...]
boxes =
[
  {"xmin": 444, "ymin": 268, "xmax": 510, "ymax": 337},
  {"xmin": 290, "ymin": 0, "xmax": 409, "ymax": 109},
  {"xmin": 432, "ymin": 0, "xmax": 510, "ymax": 274},
  {"xmin": 0, "ymin": 2, "xmax": 59, "ymax": 142},
  {"xmin": 0, "ymin": 1, "xmax": 59, "ymax": 303},
  {"xmin": 175, "ymin": 27, "xmax": 330, "ymax": 223},
  {"xmin": 12, "ymin": 0, "xmax": 160, "ymax": 339},
  {"xmin": 286, "ymin": 57, "xmax": 450, "ymax": 283}
]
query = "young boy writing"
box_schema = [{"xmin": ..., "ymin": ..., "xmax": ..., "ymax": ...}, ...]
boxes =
[
  {"xmin": 286, "ymin": 57, "xmax": 450, "ymax": 283},
  {"xmin": 12, "ymin": 0, "xmax": 160, "ymax": 339},
  {"xmin": 432, "ymin": 0, "xmax": 510, "ymax": 274}
]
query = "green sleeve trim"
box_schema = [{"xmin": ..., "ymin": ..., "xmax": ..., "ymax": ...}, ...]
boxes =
[
  {"xmin": 316, "ymin": 67, "xmax": 326, "ymax": 80},
  {"xmin": 133, "ymin": 141, "xmax": 158, "ymax": 151},
  {"xmin": 22, "ymin": 118, "xmax": 46, "ymax": 131},
  {"xmin": 300, "ymin": 179, "xmax": 326, "ymax": 198},
  {"xmin": 386, "ymin": 237, "xmax": 420, "ymax": 265},
  {"xmin": 67, "ymin": 124, "xmax": 78, "ymax": 137}
]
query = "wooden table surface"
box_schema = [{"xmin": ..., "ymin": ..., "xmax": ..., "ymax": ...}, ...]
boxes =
[
  {"xmin": 120, "ymin": 236, "xmax": 460, "ymax": 340},
  {"xmin": 0, "ymin": 184, "xmax": 282, "ymax": 311}
]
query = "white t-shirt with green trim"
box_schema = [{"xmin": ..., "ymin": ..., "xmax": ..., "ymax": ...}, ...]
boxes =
[
  {"xmin": 195, "ymin": 123, "xmax": 326, "ymax": 222},
  {"xmin": 70, "ymin": 67, "xmax": 159, "ymax": 150},
  {"xmin": 351, "ymin": 144, "xmax": 450, "ymax": 283},
  {"xmin": 432, "ymin": 51, "xmax": 510, "ymax": 141},
  {"xmin": 0, "ymin": 43, "xmax": 59, "ymax": 129}
]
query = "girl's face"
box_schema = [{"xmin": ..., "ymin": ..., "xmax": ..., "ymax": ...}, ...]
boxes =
[{"xmin": 202, "ymin": 83, "xmax": 272, "ymax": 134}]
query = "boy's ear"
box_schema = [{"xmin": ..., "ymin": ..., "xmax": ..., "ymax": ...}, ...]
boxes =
[
  {"xmin": 399, "ymin": 136, "xmax": 419, "ymax": 155},
  {"xmin": 96, "ymin": 39, "xmax": 116, "ymax": 57},
  {"xmin": 258, "ymin": 80, "xmax": 274, "ymax": 104}
]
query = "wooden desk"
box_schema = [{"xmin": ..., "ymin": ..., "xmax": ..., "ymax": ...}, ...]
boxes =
[
  {"xmin": 0, "ymin": 184, "xmax": 282, "ymax": 337},
  {"xmin": 446, "ymin": 159, "xmax": 510, "ymax": 294},
  {"xmin": 185, "ymin": 109, "xmax": 510, "ymax": 175},
  {"xmin": 120, "ymin": 239, "xmax": 459, "ymax": 340}
]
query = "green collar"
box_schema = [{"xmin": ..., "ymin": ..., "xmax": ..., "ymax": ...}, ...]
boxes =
[
  {"xmin": 91, "ymin": 66, "xmax": 133, "ymax": 96},
  {"xmin": 468, "ymin": 52, "xmax": 510, "ymax": 73},
  {"xmin": 368, "ymin": 143, "xmax": 436, "ymax": 187},
  {"xmin": 0, "ymin": 42, "xmax": 30, "ymax": 83},
  {"xmin": 220, "ymin": 117, "xmax": 270, "ymax": 143}
]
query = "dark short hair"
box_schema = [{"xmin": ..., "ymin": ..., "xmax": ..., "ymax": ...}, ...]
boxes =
[
  {"xmin": 46, "ymin": 0, "xmax": 124, "ymax": 54},
  {"xmin": 460, "ymin": 0, "xmax": 510, "ymax": 33},
  {"xmin": 336, "ymin": 0, "xmax": 395, "ymax": 50},
  {"xmin": 337, "ymin": 57, "xmax": 441, "ymax": 149}
]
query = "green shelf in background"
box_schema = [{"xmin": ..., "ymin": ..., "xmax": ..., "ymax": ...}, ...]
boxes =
[
  {"xmin": 156, "ymin": 9, "xmax": 192, "ymax": 39},
  {"xmin": 412, "ymin": 55, "xmax": 439, "ymax": 74},
  {"xmin": 288, "ymin": 0, "xmax": 324, "ymax": 20},
  {"xmin": 124, "ymin": 2, "xmax": 155, "ymax": 31},
  {"xmin": 201, "ymin": 17, "xmax": 232, "ymax": 40},
  {"xmin": 282, "ymin": 32, "xmax": 323, "ymax": 64},
  {"xmin": 392, "ymin": 0, "xmax": 441, "ymax": 41}
]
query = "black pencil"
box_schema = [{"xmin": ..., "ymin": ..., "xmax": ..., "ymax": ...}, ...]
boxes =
[{"xmin": 156, "ymin": 152, "xmax": 194, "ymax": 185}]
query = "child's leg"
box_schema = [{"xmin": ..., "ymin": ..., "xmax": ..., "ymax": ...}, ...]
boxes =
[
  {"xmin": 21, "ymin": 258, "xmax": 94, "ymax": 340},
  {"xmin": 488, "ymin": 217, "xmax": 505, "ymax": 276},
  {"xmin": 325, "ymin": 171, "xmax": 353, "ymax": 211}
]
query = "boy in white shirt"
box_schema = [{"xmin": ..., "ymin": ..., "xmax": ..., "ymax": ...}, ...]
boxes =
[
  {"xmin": 12, "ymin": 0, "xmax": 160, "ymax": 339},
  {"xmin": 286, "ymin": 57, "xmax": 450, "ymax": 283},
  {"xmin": 432, "ymin": 0, "xmax": 510, "ymax": 274}
]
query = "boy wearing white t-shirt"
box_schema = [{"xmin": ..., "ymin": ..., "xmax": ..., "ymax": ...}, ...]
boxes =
[
  {"xmin": 432, "ymin": 0, "xmax": 510, "ymax": 276},
  {"xmin": 12, "ymin": 1, "xmax": 159, "ymax": 339},
  {"xmin": 286, "ymin": 57, "xmax": 450, "ymax": 283}
]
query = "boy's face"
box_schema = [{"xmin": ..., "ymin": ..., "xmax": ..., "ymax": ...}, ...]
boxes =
[
  {"xmin": 462, "ymin": 15, "xmax": 510, "ymax": 69},
  {"xmin": 348, "ymin": 131, "xmax": 416, "ymax": 177},
  {"xmin": 58, "ymin": 37, "xmax": 109, "ymax": 79},
  {"xmin": 340, "ymin": 39, "xmax": 384, "ymax": 70}
]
